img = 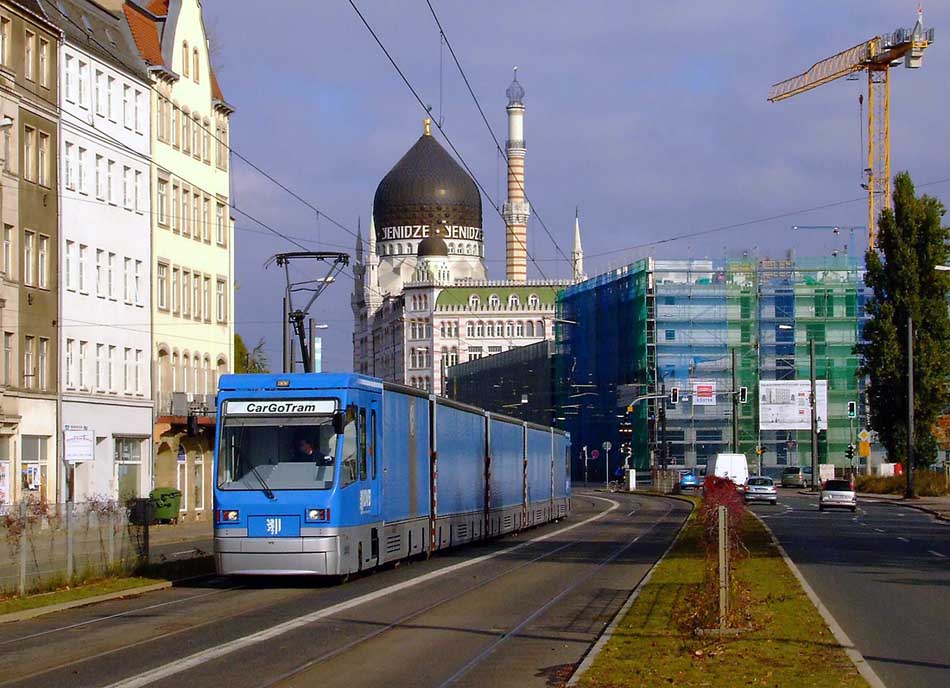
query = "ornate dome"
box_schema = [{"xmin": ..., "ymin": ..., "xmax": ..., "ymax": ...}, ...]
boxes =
[
  {"xmin": 373, "ymin": 126, "xmax": 482, "ymax": 233},
  {"xmin": 506, "ymin": 67, "xmax": 525, "ymax": 107},
  {"xmin": 418, "ymin": 227, "xmax": 449, "ymax": 257}
]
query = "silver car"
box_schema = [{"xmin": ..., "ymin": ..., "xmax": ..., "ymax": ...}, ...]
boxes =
[
  {"xmin": 819, "ymin": 479, "xmax": 857, "ymax": 512},
  {"xmin": 744, "ymin": 476, "xmax": 777, "ymax": 505}
]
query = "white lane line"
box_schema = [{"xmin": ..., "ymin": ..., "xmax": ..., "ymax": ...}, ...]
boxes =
[
  {"xmin": 752, "ymin": 513, "xmax": 887, "ymax": 688},
  {"xmin": 897, "ymin": 537, "xmax": 910, "ymax": 543},
  {"xmin": 874, "ymin": 528, "xmax": 885, "ymax": 533},
  {"xmin": 0, "ymin": 586, "xmax": 240, "ymax": 647},
  {"xmin": 626, "ymin": 510, "xmax": 638, "ymax": 517},
  {"xmin": 103, "ymin": 497, "xmax": 622, "ymax": 688},
  {"xmin": 928, "ymin": 550, "xmax": 946, "ymax": 558}
]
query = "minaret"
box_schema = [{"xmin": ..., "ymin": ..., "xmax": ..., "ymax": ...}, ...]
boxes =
[
  {"xmin": 572, "ymin": 207, "xmax": 586, "ymax": 283},
  {"xmin": 503, "ymin": 68, "xmax": 529, "ymax": 283},
  {"xmin": 366, "ymin": 216, "xmax": 381, "ymax": 309}
]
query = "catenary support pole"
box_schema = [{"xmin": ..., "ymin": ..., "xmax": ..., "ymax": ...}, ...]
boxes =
[
  {"xmin": 810, "ymin": 338, "xmax": 819, "ymax": 491},
  {"xmin": 906, "ymin": 315, "xmax": 915, "ymax": 498},
  {"xmin": 732, "ymin": 348, "xmax": 739, "ymax": 452}
]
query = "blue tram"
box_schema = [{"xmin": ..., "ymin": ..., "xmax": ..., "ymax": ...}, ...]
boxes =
[{"xmin": 212, "ymin": 373, "xmax": 571, "ymax": 576}]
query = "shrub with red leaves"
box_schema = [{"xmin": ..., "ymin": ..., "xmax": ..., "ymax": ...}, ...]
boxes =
[{"xmin": 699, "ymin": 475, "xmax": 747, "ymax": 556}]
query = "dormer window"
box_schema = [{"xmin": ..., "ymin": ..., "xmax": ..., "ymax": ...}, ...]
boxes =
[
  {"xmin": 528, "ymin": 293, "xmax": 540, "ymax": 308},
  {"xmin": 488, "ymin": 294, "xmax": 500, "ymax": 309},
  {"xmin": 182, "ymin": 41, "xmax": 189, "ymax": 77},
  {"xmin": 508, "ymin": 294, "xmax": 520, "ymax": 309},
  {"xmin": 469, "ymin": 294, "xmax": 480, "ymax": 309}
]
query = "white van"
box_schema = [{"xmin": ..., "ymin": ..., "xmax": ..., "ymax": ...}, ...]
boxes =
[{"xmin": 707, "ymin": 453, "xmax": 750, "ymax": 487}]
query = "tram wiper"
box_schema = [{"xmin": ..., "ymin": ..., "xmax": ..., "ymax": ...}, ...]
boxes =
[{"xmin": 237, "ymin": 446, "xmax": 275, "ymax": 500}]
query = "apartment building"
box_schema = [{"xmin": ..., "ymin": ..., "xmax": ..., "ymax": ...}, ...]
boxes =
[
  {"xmin": 0, "ymin": 0, "xmax": 59, "ymax": 505},
  {"xmin": 39, "ymin": 0, "xmax": 153, "ymax": 502},
  {"xmin": 124, "ymin": 0, "xmax": 233, "ymax": 520}
]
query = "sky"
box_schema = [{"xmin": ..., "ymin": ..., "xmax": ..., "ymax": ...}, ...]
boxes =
[{"xmin": 202, "ymin": 1, "xmax": 950, "ymax": 373}]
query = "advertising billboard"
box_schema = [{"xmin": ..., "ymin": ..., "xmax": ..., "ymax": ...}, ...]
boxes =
[
  {"xmin": 691, "ymin": 380, "xmax": 717, "ymax": 406},
  {"xmin": 759, "ymin": 380, "xmax": 828, "ymax": 431}
]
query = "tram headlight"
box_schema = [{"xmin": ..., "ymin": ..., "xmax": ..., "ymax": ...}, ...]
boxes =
[
  {"xmin": 215, "ymin": 509, "xmax": 240, "ymax": 523},
  {"xmin": 306, "ymin": 508, "xmax": 329, "ymax": 523}
]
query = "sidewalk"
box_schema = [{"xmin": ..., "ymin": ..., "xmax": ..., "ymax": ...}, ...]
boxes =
[
  {"xmin": 149, "ymin": 519, "xmax": 213, "ymax": 546},
  {"xmin": 856, "ymin": 492, "xmax": 950, "ymax": 520}
]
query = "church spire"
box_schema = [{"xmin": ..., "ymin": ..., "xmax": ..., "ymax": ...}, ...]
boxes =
[{"xmin": 572, "ymin": 207, "xmax": 585, "ymax": 283}]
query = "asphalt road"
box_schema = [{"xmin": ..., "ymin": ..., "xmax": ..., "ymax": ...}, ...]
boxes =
[
  {"xmin": 0, "ymin": 492, "xmax": 689, "ymax": 688},
  {"xmin": 756, "ymin": 490, "xmax": 950, "ymax": 688}
]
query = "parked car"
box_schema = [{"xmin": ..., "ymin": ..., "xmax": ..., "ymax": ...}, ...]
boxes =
[
  {"xmin": 679, "ymin": 470, "xmax": 700, "ymax": 492},
  {"xmin": 781, "ymin": 465, "xmax": 814, "ymax": 488},
  {"xmin": 707, "ymin": 453, "xmax": 750, "ymax": 488},
  {"xmin": 819, "ymin": 478, "xmax": 857, "ymax": 512},
  {"xmin": 744, "ymin": 476, "xmax": 777, "ymax": 505}
]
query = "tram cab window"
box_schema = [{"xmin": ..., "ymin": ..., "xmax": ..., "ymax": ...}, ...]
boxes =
[
  {"xmin": 218, "ymin": 412, "xmax": 339, "ymax": 491},
  {"xmin": 339, "ymin": 409, "xmax": 359, "ymax": 488},
  {"xmin": 359, "ymin": 408, "xmax": 367, "ymax": 481}
]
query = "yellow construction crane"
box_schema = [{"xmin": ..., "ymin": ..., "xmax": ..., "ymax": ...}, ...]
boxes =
[{"xmin": 768, "ymin": 8, "xmax": 934, "ymax": 250}]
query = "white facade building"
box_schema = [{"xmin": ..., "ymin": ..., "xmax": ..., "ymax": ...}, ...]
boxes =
[{"xmin": 44, "ymin": 0, "xmax": 153, "ymax": 501}]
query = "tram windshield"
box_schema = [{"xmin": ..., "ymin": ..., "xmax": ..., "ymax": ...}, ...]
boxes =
[{"xmin": 217, "ymin": 415, "xmax": 340, "ymax": 491}]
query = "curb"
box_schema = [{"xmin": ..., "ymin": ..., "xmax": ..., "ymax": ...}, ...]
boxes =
[
  {"xmin": 566, "ymin": 495, "xmax": 695, "ymax": 686},
  {"xmin": 797, "ymin": 490, "xmax": 949, "ymax": 522},
  {"xmin": 0, "ymin": 581, "xmax": 172, "ymax": 625},
  {"xmin": 751, "ymin": 512, "xmax": 887, "ymax": 688}
]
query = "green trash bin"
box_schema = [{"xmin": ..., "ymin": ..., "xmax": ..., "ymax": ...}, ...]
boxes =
[{"xmin": 149, "ymin": 487, "xmax": 182, "ymax": 523}]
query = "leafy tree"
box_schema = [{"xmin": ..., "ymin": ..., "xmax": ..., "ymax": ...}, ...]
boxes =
[
  {"xmin": 858, "ymin": 172, "xmax": 950, "ymax": 467},
  {"xmin": 234, "ymin": 334, "xmax": 270, "ymax": 374}
]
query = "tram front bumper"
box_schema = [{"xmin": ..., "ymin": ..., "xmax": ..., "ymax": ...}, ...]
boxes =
[{"xmin": 214, "ymin": 535, "xmax": 340, "ymax": 575}]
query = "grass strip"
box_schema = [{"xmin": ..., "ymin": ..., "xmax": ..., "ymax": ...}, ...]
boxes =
[
  {"xmin": 574, "ymin": 508, "xmax": 867, "ymax": 688},
  {"xmin": 0, "ymin": 576, "xmax": 163, "ymax": 615}
]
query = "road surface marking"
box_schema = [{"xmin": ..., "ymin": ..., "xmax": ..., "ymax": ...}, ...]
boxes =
[
  {"xmin": 103, "ymin": 496, "xmax": 624, "ymax": 688},
  {"xmin": 874, "ymin": 528, "xmax": 885, "ymax": 533},
  {"xmin": 897, "ymin": 536, "xmax": 909, "ymax": 543},
  {"xmin": 626, "ymin": 509, "xmax": 638, "ymax": 517},
  {"xmin": 928, "ymin": 550, "xmax": 945, "ymax": 558}
]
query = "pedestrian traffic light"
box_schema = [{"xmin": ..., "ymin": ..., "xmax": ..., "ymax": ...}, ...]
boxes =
[
  {"xmin": 847, "ymin": 401, "xmax": 857, "ymax": 418},
  {"xmin": 846, "ymin": 443, "xmax": 855, "ymax": 460},
  {"xmin": 738, "ymin": 386, "xmax": 748, "ymax": 404},
  {"xmin": 670, "ymin": 387, "xmax": 679, "ymax": 404}
]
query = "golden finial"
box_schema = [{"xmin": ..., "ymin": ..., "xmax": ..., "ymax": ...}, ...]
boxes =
[{"xmin": 424, "ymin": 117, "xmax": 432, "ymax": 136}]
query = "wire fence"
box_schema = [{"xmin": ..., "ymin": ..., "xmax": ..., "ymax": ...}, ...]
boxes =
[{"xmin": 0, "ymin": 497, "xmax": 145, "ymax": 597}]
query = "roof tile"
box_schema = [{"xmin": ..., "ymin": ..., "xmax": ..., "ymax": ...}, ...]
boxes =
[{"xmin": 123, "ymin": 2, "xmax": 163, "ymax": 65}]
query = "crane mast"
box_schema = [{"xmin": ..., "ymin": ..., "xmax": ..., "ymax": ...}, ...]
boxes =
[{"xmin": 768, "ymin": 9, "xmax": 934, "ymax": 250}]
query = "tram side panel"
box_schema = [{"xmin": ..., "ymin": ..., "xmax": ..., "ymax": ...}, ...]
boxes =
[
  {"xmin": 488, "ymin": 416, "xmax": 526, "ymax": 535},
  {"xmin": 433, "ymin": 401, "xmax": 487, "ymax": 549},
  {"xmin": 552, "ymin": 431, "xmax": 571, "ymax": 519},
  {"xmin": 526, "ymin": 425, "xmax": 554, "ymax": 526},
  {"xmin": 380, "ymin": 388, "xmax": 431, "ymax": 563}
]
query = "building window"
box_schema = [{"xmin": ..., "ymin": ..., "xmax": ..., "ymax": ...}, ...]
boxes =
[
  {"xmin": 123, "ymin": 347, "xmax": 131, "ymax": 393},
  {"xmin": 202, "ymin": 197, "xmax": 210, "ymax": 241},
  {"xmin": 508, "ymin": 294, "xmax": 520, "ymax": 309},
  {"xmin": 95, "ymin": 70, "xmax": 105, "ymax": 115},
  {"xmin": 78, "ymin": 60, "xmax": 88, "ymax": 107},
  {"xmin": 216, "ymin": 279, "xmax": 226, "ymax": 322},
  {"xmin": 78, "ymin": 147, "xmax": 87, "ymax": 193},
  {"xmin": 24, "ymin": 31, "xmax": 34, "ymax": 81},
  {"xmin": 107, "ymin": 345, "xmax": 115, "ymax": 392},
  {"xmin": 515, "ymin": 321, "xmax": 524, "ymax": 337},
  {"xmin": 23, "ymin": 231, "xmax": 34, "ymax": 286},
  {"xmin": 193, "ymin": 48, "xmax": 200, "ymax": 84},
  {"xmin": 114, "ymin": 438, "xmax": 141, "ymax": 500},
  {"xmin": 182, "ymin": 41, "xmax": 189, "ymax": 77},
  {"xmin": 135, "ymin": 349, "xmax": 143, "ymax": 395},
  {"xmin": 202, "ymin": 121, "xmax": 210, "ymax": 162},
  {"xmin": 134, "ymin": 170, "xmax": 142, "ymax": 212},
  {"xmin": 21, "ymin": 435, "xmax": 47, "ymax": 497},
  {"xmin": 122, "ymin": 166, "xmax": 131, "ymax": 208},
  {"xmin": 3, "ymin": 126, "xmax": 10, "ymax": 172},
  {"xmin": 468, "ymin": 346, "xmax": 482, "ymax": 360},
  {"xmin": 107, "ymin": 252, "xmax": 116, "ymax": 299},
  {"xmin": 23, "ymin": 336, "xmax": 34, "ymax": 388},
  {"xmin": 157, "ymin": 179, "xmax": 168, "ymax": 224},
  {"xmin": 65, "ymin": 56, "xmax": 76, "ymax": 100},
  {"xmin": 95, "ymin": 343, "xmax": 104, "ymax": 390},
  {"xmin": 1, "ymin": 225, "xmax": 11, "ymax": 276},
  {"xmin": 123, "ymin": 257, "xmax": 132, "ymax": 303},
  {"xmin": 526, "ymin": 321, "xmax": 535, "ymax": 337},
  {"xmin": 192, "ymin": 273, "xmax": 200, "ymax": 320},
  {"xmin": 194, "ymin": 452, "xmax": 206, "ymax": 511},
  {"xmin": 107, "ymin": 160, "xmax": 115, "ymax": 203},
  {"xmin": 181, "ymin": 186, "xmax": 190, "ymax": 235},
  {"xmin": 191, "ymin": 193, "xmax": 200, "ymax": 240},
  {"xmin": 665, "ymin": 329, "xmax": 676, "ymax": 341},
  {"xmin": 64, "ymin": 142, "xmax": 75, "ymax": 189},
  {"xmin": 171, "ymin": 183, "xmax": 180, "ymax": 231},
  {"xmin": 23, "ymin": 126, "xmax": 35, "ymax": 182},
  {"xmin": 181, "ymin": 112, "xmax": 189, "ymax": 154},
  {"xmin": 38, "ymin": 338, "xmax": 47, "ymax": 389},
  {"xmin": 489, "ymin": 294, "xmax": 500, "ymax": 309},
  {"xmin": 2, "ymin": 332, "xmax": 12, "ymax": 386},
  {"xmin": 172, "ymin": 105, "xmax": 180, "ymax": 148},
  {"xmin": 122, "ymin": 85, "xmax": 131, "ymax": 128},
  {"xmin": 107, "ymin": 75, "xmax": 116, "ymax": 121},
  {"xmin": 96, "ymin": 249, "xmax": 105, "ymax": 297},
  {"xmin": 95, "ymin": 154, "xmax": 105, "ymax": 199},
  {"xmin": 134, "ymin": 90, "xmax": 143, "ymax": 133},
  {"xmin": 466, "ymin": 322, "xmax": 474, "ymax": 337},
  {"xmin": 202, "ymin": 276, "xmax": 211, "ymax": 321},
  {"xmin": 182, "ymin": 271, "xmax": 190, "ymax": 317},
  {"xmin": 156, "ymin": 262, "xmax": 169, "ymax": 310},
  {"xmin": 134, "ymin": 260, "xmax": 143, "ymax": 305},
  {"xmin": 78, "ymin": 341, "xmax": 87, "ymax": 390},
  {"xmin": 65, "ymin": 240, "xmax": 75, "ymax": 290},
  {"xmin": 37, "ymin": 132, "xmax": 49, "ymax": 186},
  {"xmin": 215, "ymin": 203, "xmax": 225, "ymax": 244},
  {"xmin": 78, "ymin": 244, "xmax": 88, "ymax": 292},
  {"xmin": 40, "ymin": 38, "xmax": 49, "ymax": 87},
  {"xmin": 192, "ymin": 115, "xmax": 200, "ymax": 157},
  {"xmin": 172, "ymin": 267, "xmax": 180, "ymax": 314},
  {"xmin": 0, "ymin": 17, "xmax": 8, "ymax": 66},
  {"xmin": 66, "ymin": 339, "xmax": 75, "ymax": 389}
]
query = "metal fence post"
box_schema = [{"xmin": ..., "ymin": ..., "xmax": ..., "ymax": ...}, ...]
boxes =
[
  {"xmin": 18, "ymin": 501, "xmax": 27, "ymax": 596},
  {"xmin": 66, "ymin": 502, "xmax": 74, "ymax": 581},
  {"xmin": 718, "ymin": 505, "xmax": 729, "ymax": 629},
  {"xmin": 107, "ymin": 505, "xmax": 116, "ymax": 567}
]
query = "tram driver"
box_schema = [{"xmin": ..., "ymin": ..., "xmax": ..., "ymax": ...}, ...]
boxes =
[{"xmin": 293, "ymin": 433, "xmax": 335, "ymax": 466}]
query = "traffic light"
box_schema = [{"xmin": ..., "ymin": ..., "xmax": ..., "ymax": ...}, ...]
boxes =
[
  {"xmin": 846, "ymin": 443, "xmax": 855, "ymax": 461},
  {"xmin": 670, "ymin": 387, "xmax": 679, "ymax": 404},
  {"xmin": 847, "ymin": 401, "xmax": 857, "ymax": 418},
  {"xmin": 738, "ymin": 386, "xmax": 748, "ymax": 404}
]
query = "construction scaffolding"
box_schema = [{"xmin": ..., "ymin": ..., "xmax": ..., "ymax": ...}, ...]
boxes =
[{"xmin": 556, "ymin": 256, "xmax": 876, "ymax": 479}]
